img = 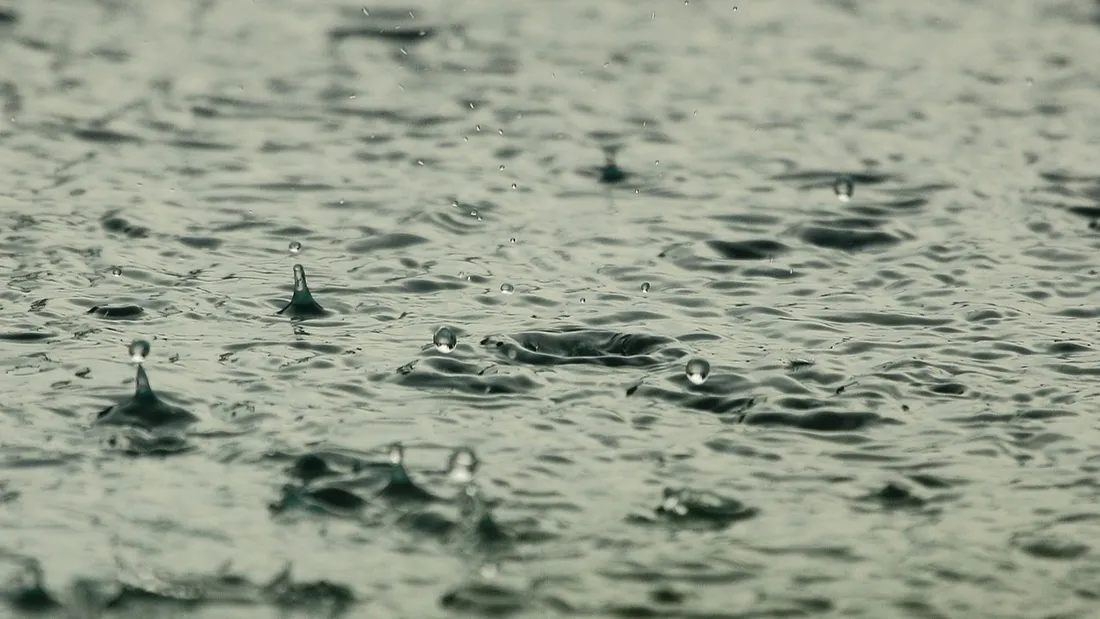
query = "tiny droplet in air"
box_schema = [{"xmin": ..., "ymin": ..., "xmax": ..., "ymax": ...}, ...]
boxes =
[
  {"xmin": 128, "ymin": 339, "xmax": 151, "ymax": 364},
  {"xmin": 110, "ymin": 266, "xmax": 123, "ymax": 276},
  {"xmin": 500, "ymin": 283, "xmax": 515, "ymax": 294},
  {"xmin": 433, "ymin": 327, "xmax": 457, "ymax": 353},
  {"xmin": 685, "ymin": 358, "xmax": 710, "ymax": 385},
  {"xmin": 641, "ymin": 282, "xmax": 651, "ymax": 293},
  {"xmin": 833, "ymin": 176, "xmax": 854, "ymax": 202},
  {"xmin": 288, "ymin": 241, "xmax": 302, "ymax": 254}
]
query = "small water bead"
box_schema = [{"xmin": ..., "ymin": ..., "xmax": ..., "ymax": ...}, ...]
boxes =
[
  {"xmin": 641, "ymin": 282, "xmax": 651, "ymax": 293},
  {"xmin": 833, "ymin": 176, "xmax": 854, "ymax": 202},
  {"xmin": 509, "ymin": 237, "xmax": 516, "ymax": 244},
  {"xmin": 447, "ymin": 448, "xmax": 479, "ymax": 484},
  {"xmin": 110, "ymin": 266, "xmax": 122, "ymax": 277},
  {"xmin": 433, "ymin": 326, "xmax": 457, "ymax": 353},
  {"xmin": 500, "ymin": 283, "xmax": 515, "ymax": 294},
  {"xmin": 288, "ymin": 241, "xmax": 302, "ymax": 254},
  {"xmin": 128, "ymin": 339, "xmax": 151, "ymax": 364},
  {"xmin": 685, "ymin": 358, "xmax": 710, "ymax": 385}
]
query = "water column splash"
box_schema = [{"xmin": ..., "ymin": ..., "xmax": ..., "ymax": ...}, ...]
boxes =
[
  {"xmin": 276, "ymin": 264, "xmax": 328, "ymax": 318},
  {"xmin": 377, "ymin": 442, "xmax": 438, "ymax": 502},
  {"xmin": 445, "ymin": 447, "xmax": 510, "ymax": 550}
]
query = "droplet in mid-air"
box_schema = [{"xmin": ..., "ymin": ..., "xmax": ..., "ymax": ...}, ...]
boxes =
[
  {"xmin": 685, "ymin": 358, "xmax": 710, "ymax": 385},
  {"xmin": 641, "ymin": 282, "xmax": 651, "ymax": 293},
  {"xmin": 288, "ymin": 241, "xmax": 302, "ymax": 254},
  {"xmin": 447, "ymin": 447, "xmax": 479, "ymax": 484},
  {"xmin": 276, "ymin": 264, "xmax": 328, "ymax": 318},
  {"xmin": 433, "ymin": 327, "xmax": 457, "ymax": 353},
  {"xmin": 128, "ymin": 339, "xmax": 151, "ymax": 364},
  {"xmin": 833, "ymin": 176, "xmax": 854, "ymax": 202},
  {"xmin": 110, "ymin": 266, "xmax": 123, "ymax": 277},
  {"xmin": 499, "ymin": 283, "xmax": 515, "ymax": 295}
]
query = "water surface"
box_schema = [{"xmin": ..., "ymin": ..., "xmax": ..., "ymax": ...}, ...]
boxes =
[{"xmin": 2, "ymin": 0, "xmax": 1100, "ymax": 617}]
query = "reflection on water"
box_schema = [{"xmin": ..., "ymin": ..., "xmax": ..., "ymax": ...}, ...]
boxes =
[{"xmin": 2, "ymin": 0, "xmax": 1100, "ymax": 617}]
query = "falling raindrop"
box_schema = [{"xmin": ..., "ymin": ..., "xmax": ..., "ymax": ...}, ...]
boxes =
[
  {"xmin": 128, "ymin": 339, "xmax": 151, "ymax": 364},
  {"xmin": 685, "ymin": 358, "xmax": 710, "ymax": 385},
  {"xmin": 288, "ymin": 241, "xmax": 302, "ymax": 254},
  {"xmin": 447, "ymin": 447, "xmax": 479, "ymax": 484},
  {"xmin": 641, "ymin": 282, "xmax": 651, "ymax": 293},
  {"xmin": 110, "ymin": 266, "xmax": 123, "ymax": 277},
  {"xmin": 833, "ymin": 176, "xmax": 854, "ymax": 202},
  {"xmin": 433, "ymin": 327, "xmax": 457, "ymax": 353},
  {"xmin": 500, "ymin": 283, "xmax": 515, "ymax": 295}
]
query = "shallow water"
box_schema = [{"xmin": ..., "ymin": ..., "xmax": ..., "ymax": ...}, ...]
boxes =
[{"xmin": 2, "ymin": 0, "xmax": 1100, "ymax": 617}]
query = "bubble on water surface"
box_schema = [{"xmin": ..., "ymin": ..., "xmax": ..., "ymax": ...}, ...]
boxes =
[
  {"xmin": 128, "ymin": 339, "xmax": 150, "ymax": 364},
  {"xmin": 110, "ymin": 266, "xmax": 122, "ymax": 277},
  {"xmin": 499, "ymin": 283, "xmax": 514, "ymax": 295},
  {"xmin": 433, "ymin": 327, "xmax": 457, "ymax": 353},
  {"xmin": 685, "ymin": 358, "xmax": 710, "ymax": 385},
  {"xmin": 288, "ymin": 241, "xmax": 302, "ymax": 254}
]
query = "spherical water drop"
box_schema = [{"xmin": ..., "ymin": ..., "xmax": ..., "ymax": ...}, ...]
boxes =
[
  {"xmin": 110, "ymin": 266, "xmax": 123, "ymax": 277},
  {"xmin": 447, "ymin": 448, "xmax": 479, "ymax": 483},
  {"xmin": 833, "ymin": 176, "xmax": 854, "ymax": 202},
  {"xmin": 288, "ymin": 241, "xmax": 302, "ymax": 254},
  {"xmin": 128, "ymin": 339, "xmax": 151, "ymax": 364},
  {"xmin": 509, "ymin": 237, "xmax": 516, "ymax": 244},
  {"xmin": 500, "ymin": 283, "xmax": 515, "ymax": 294},
  {"xmin": 685, "ymin": 358, "xmax": 710, "ymax": 385},
  {"xmin": 641, "ymin": 282, "xmax": 651, "ymax": 293},
  {"xmin": 433, "ymin": 327, "xmax": 457, "ymax": 353}
]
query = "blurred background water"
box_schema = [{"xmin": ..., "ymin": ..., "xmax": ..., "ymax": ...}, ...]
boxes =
[{"xmin": 2, "ymin": 0, "xmax": 1100, "ymax": 617}]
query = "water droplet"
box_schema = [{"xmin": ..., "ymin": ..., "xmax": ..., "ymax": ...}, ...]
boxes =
[
  {"xmin": 833, "ymin": 176, "xmax": 854, "ymax": 202},
  {"xmin": 128, "ymin": 339, "xmax": 151, "ymax": 364},
  {"xmin": 641, "ymin": 282, "xmax": 651, "ymax": 293},
  {"xmin": 509, "ymin": 237, "xmax": 516, "ymax": 244},
  {"xmin": 511, "ymin": 183, "xmax": 517, "ymax": 189},
  {"xmin": 580, "ymin": 297, "xmax": 586, "ymax": 304},
  {"xmin": 685, "ymin": 358, "xmax": 710, "ymax": 385},
  {"xmin": 500, "ymin": 283, "xmax": 515, "ymax": 294},
  {"xmin": 433, "ymin": 327, "xmax": 457, "ymax": 353},
  {"xmin": 110, "ymin": 266, "xmax": 123, "ymax": 277},
  {"xmin": 447, "ymin": 448, "xmax": 479, "ymax": 483},
  {"xmin": 499, "ymin": 165, "xmax": 505, "ymax": 171},
  {"xmin": 288, "ymin": 241, "xmax": 302, "ymax": 254},
  {"xmin": 388, "ymin": 442, "xmax": 405, "ymax": 465}
]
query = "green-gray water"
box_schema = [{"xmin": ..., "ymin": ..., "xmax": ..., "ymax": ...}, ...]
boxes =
[{"xmin": 2, "ymin": 1, "xmax": 1100, "ymax": 617}]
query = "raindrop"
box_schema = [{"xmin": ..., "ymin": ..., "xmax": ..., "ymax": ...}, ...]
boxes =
[
  {"xmin": 509, "ymin": 237, "xmax": 516, "ymax": 244},
  {"xmin": 388, "ymin": 442, "xmax": 405, "ymax": 465},
  {"xmin": 580, "ymin": 297, "xmax": 586, "ymax": 304},
  {"xmin": 288, "ymin": 241, "xmax": 302, "ymax": 254},
  {"xmin": 641, "ymin": 282, "xmax": 651, "ymax": 293},
  {"xmin": 110, "ymin": 266, "xmax": 123, "ymax": 277},
  {"xmin": 499, "ymin": 165, "xmax": 505, "ymax": 171},
  {"xmin": 433, "ymin": 327, "xmax": 457, "ymax": 353},
  {"xmin": 128, "ymin": 339, "xmax": 151, "ymax": 364},
  {"xmin": 500, "ymin": 283, "xmax": 515, "ymax": 295},
  {"xmin": 833, "ymin": 176, "xmax": 854, "ymax": 202},
  {"xmin": 685, "ymin": 358, "xmax": 710, "ymax": 385},
  {"xmin": 447, "ymin": 448, "xmax": 479, "ymax": 484},
  {"xmin": 511, "ymin": 183, "xmax": 517, "ymax": 189}
]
